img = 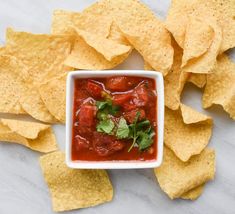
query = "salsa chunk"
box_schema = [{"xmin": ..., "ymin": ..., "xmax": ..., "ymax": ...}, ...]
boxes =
[{"xmin": 72, "ymin": 76, "xmax": 158, "ymax": 161}]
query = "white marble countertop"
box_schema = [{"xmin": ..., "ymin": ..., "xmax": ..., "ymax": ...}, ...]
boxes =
[{"xmin": 0, "ymin": 0, "xmax": 235, "ymax": 214}]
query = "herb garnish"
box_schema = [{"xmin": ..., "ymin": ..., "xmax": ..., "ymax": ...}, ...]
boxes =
[{"xmin": 95, "ymin": 100, "xmax": 155, "ymax": 152}]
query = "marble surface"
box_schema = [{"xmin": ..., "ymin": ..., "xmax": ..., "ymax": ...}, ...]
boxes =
[{"xmin": 0, "ymin": 0, "xmax": 235, "ymax": 214}]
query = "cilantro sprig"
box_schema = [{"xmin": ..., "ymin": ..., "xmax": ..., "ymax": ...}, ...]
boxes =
[{"xmin": 95, "ymin": 100, "xmax": 155, "ymax": 152}]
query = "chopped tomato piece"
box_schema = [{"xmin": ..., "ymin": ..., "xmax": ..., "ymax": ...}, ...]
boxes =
[
  {"xmin": 106, "ymin": 76, "xmax": 128, "ymax": 91},
  {"xmin": 86, "ymin": 80, "xmax": 104, "ymax": 98},
  {"xmin": 112, "ymin": 93, "xmax": 132, "ymax": 105},
  {"xmin": 124, "ymin": 109, "xmax": 146, "ymax": 123},
  {"xmin": 132, "ymin": 84, "xmax": 149, "ymax": 107},
  {"xmin": 75, "ymin": 135, "xmax": 90, "ymax": 151},
  {"xmin": 93, "ymin": 132, "xmax": 125, "ymax": 156},
  {"xmin": 78, "ymin": 104, "xmax": 97, "ymax": 127}
]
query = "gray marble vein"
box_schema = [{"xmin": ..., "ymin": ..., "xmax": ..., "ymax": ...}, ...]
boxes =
[{"xmin": 0, "ymin": 0, "xmax": 235, "ymax": 214}]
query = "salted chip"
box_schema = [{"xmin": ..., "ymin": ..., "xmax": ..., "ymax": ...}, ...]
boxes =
[
  {"xmin": 65, "ymin": 37, "xmax": 130, "ymax": 70},
  {"xmin": 165, "ymin": 104, "xmax": 213, "ymax": 162},
  {"xmin": 0, "ymin": 119, "xmax": 57, "ymax": 153},
  {"xmin": 72, "ymin": 0, "xmax": 173, "ymax": 74},
  {"xmin": 40, "ymin": 151, "xmax": 113, "ymax": 212},
  {"xmin": 0, "ymin": 55, "xmax": 28, "ymax": 114},
  {"xmin": 74, "ymin": 28, "xmax": 131, "ymax": 61},
  {"xmin": 51, "ymin": 10, "xmax": 80, "ymax": 35},
  {"xmin": 5, "ymin": 28, "xmax": 72, "ymax": 84},
  {"xmin": 182, "ymin": 17, "xmax": 214, "ymax": 67},
  {"xmin": 166, "ymin": 0, "xmax": 235, "ymax": 52},
  {"xmin": 39, "ymin": 73, "xmax": 66, "ymax": 123},
  {"xmin": 187, "ymin": 73, "xmax": 207, "ymax": 88},
  {"xmin": 181, "ymin": 185, "xmax": 204, "ymax": 200},
  {"xmin": 154, "ymin": 146, "xmax": 215, "ymax": 199},
  {"xmin": 20, "ymin": 85, "xmax": 58, "ymax": 123},
  {"xmin": 203, "ymin": 54, "xmax": 235, "ymax": 120}
]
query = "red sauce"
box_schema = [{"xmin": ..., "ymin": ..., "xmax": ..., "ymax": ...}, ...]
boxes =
[{"xmin": 71, "ymin": 76, "xmax": 158, "ymax": 161}]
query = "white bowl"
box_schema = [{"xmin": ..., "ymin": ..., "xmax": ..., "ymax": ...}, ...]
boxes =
[{"xmin": 66, "ymin": 70, "xmax": 164, "ymax": 169}]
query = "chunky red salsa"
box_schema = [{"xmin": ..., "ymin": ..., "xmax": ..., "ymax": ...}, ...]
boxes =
[{"xmin": 72, "ymin": 76, "xmax": 157, "ymax": 161}]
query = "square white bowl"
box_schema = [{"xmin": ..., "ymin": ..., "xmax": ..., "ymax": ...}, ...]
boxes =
[{"xmin": 66, "ymin": 70, "xmax": 164, "ymax": 169}]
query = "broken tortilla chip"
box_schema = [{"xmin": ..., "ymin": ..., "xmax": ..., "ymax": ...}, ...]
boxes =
[
  {"xmin": 39, "ymin": 73, "xmax": 67, "ymax": 123},
  {"xmin": 0, "ymin": 55, "xmax": 28, "ymax": 114},
  {"xmin": 154, "ymin": 146, "xmax": 215, "ymax": 199},
  {"xmin": 165, "ymin": 104, "xmax": 213, "ymax": 162},
  {"xmin": 5, "ymin": 28, "xmax": 72, "ymax": 84},
  {"xmin": 203, "ymin": 54, "xmax": 235, "ymax": 120},
  {"xmin": 0, "ymin": 119, "xmax": 57, "ymax": 153},
  {"xmin": 181, "ymin": 185, "xmax": 204, "ymax": 200},
  {"xmin": 40, "ymin": 151, "xmax": 113, "ymax": 212}
]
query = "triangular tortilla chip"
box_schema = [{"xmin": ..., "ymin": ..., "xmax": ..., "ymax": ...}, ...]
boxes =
[
  {"xmin": 154, "ymin": 146, "xmax": 215, "ymax": 199},
  {"xmin": 165, "ymin": 104, "xmax": 213, "ymax": 161},
  {"xmin": 40, "ymin": 151, "xmax": 113, "ymax": 212}
]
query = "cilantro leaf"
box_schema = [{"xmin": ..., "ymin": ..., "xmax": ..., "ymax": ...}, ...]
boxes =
[
  {"xmin": 96, "ymin": 101, "xmax": 110, "ymax": 110},
  {"xmin": 116, "ymin": 117, "xmax": 129, "ymax": 139},
  {"xmin": 136, "ymin": 131, "xmax": 154, "ymax": 151},
  {"xmin": 96, "ymin": 119, "xmax": 115, "ymax": 134},
  {"xmin": 96, "ymin": 100, "xmax": 119, "ymax": 116}
]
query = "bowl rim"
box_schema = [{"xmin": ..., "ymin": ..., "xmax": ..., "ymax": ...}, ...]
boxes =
[{"xmin": 66, "ymin": 70, "xmax": 164, "ymax": 169}]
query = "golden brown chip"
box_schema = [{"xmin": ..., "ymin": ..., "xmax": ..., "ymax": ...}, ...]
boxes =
[
  {"xmin": 5, "ymin": 28, "xmax": 72, "ymax": 84},
  {"xmin": 0, "ymin": 55, "xmax": 28, "ymax": 114},
  {"xmin": 166, "ymin": 0, "xmax": 235, "ymax": 52},
  {"xmin": 182, "ymin": 17, "xmax": 214, "ymax": 67},
  {"xmin": 65, "ymin": 36, "xmax": 129, "ymax": 70},
  {"xmin": 187, "ymin": 73, "xmax": 207, "ymax": 88},
  {"xmin": 39, "ymin": 73, "xmax": 67, "ymax": 123},
  {"xmin": 0, "ymin": 119, "xmax": 57, "ymax": 153},
  {"xmin": 154, "ymin": 146, "xmax": 215, "ymax": 199},
  {"xmin": 203, "ymin": 54, "xmax": 235, "ymax": 120},
  {"xmin": 51, "ymin": 10, "xmax": 80, "ymax": 35},
  {"xmin": 74, "ymin": 28, "xmax": 131, "ymax": 61},
  {"xmin": 181, "ymin": 185, "xmax": 204, "ymax": 200},
  {"xmin": 72, "ymin": 0, "xmax": 173, "ymax": 74},
  {"xmin": 165, "ymin": 104, "xmax": 213, "ymax": 162},
  {"xmin": 40, "ymin": 151, "xmax": 113, "ymax": 212}
]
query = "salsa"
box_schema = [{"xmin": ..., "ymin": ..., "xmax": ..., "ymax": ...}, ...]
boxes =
[{"xmin": 72, "ymin": 76, "xmax": 158, "ymax": 161}]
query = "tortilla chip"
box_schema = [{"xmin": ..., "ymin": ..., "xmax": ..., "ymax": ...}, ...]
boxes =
[
  {"xmin": 51, "ymin": 10, "xmax": 80, "ymax": 35},
  {"xmin": 74, "ymin": 0, "xmax": 173, "ymax": 74},
  {"xmin": 166, "ymin": 0, "xmax": 235, "ymax": 52},
  {"xmin": 182, "ymin": 17, "xmax": 214, "ymax": 67},
  {"xmin": 0, "ymin": 118, "xmax": 49, "ymax": 139},
  {"xmin": 107, "ymin": 22, "xmax": 130, "ymax": 46},
  {"xmin": 65, "ymin": 36, "xmax": 129, "ymax": 70},
  {"xmin": 0, "ymin": 55, "xmax": 28, "ymax": 114},
  {"xmin": 181, "ymin": 185, "xmax": 204, "ymax": 200},
  {"xmin": 74, "ymin": 28, "xmax": 131, "ymax": 61},
  {"xmin": 0, "ymin": 119, "xmax": 57, "ymax": 153},
  {"xmin": 39, "ymin": 73, "xmax": 66, "ymax": 123},
  {"xmin": 40, "ymin": 151, "xmax": 113, "ymax": 212},
  {"xmin": 154, "ymin": 146, "xmax": 215, "ymax": 199},
  {"xmin": 20, "ymin": 85, "xmax": 58, "ymax": 123},
  {"xmin": 187, "ymin": 73, "xmax": 207, "ymax": 88},
  {"xmin": 144, "ymin": 40, "xmax": 188, "ymax": 110},
  {"xmin": 182, "ymin": 18, "xmax": 222, "ymax": 74},
  {"xmin": 165, "ymin": 104, "xmax": 213, "ymax": 161},
  {"xmin": 203, "ymin": 54, "xmax": 235, "ymax": 120},
  {"xmin": 6, "ymin": 28, "xmax": 72, "ymax": 84}
]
